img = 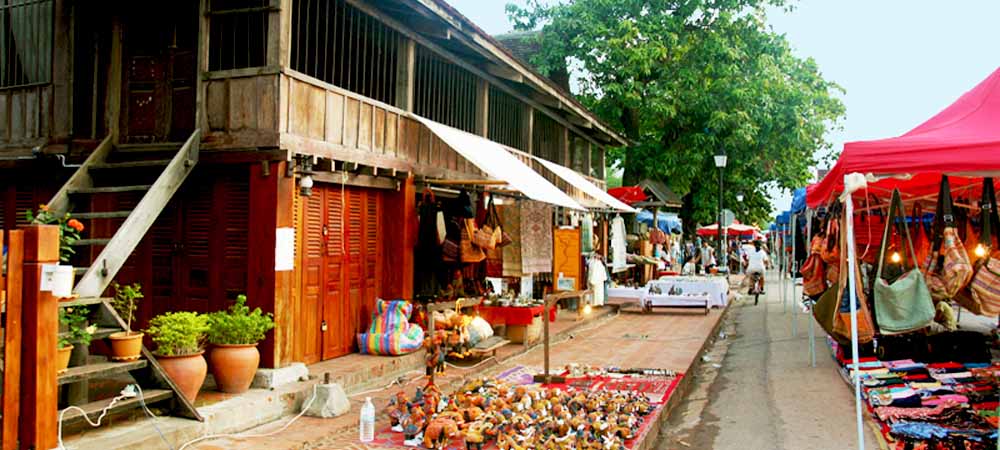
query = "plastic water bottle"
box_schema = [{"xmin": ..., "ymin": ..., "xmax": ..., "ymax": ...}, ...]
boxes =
[{"xmin": 359, "ymin": 396, "xmax": 375, "ymax": 442}]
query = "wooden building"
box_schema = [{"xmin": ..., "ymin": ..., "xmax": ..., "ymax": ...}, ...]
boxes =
[{"xmin": 0, "ymin": 0, "xmax": 625, "ymax": 375}]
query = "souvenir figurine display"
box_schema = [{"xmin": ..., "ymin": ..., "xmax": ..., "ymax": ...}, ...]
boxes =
[{"xmin": 383, "ymin": 375, "xmax": 658, "ymax": 449}]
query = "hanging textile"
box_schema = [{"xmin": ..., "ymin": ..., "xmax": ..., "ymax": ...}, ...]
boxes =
[
  {"xmin": 611, "ymin": 215, "xmax": 627, "ymax": 272},
  {"xmin": 499, "ymin": 202, "xmax": 523, "ymax": 277},
  {"xmin": 520, "ymin": 201, "xmax": 554, "ymax": 274},
  {"xmin": 415, "ymin": 189, "xmax": 445, "ymax": 298},
  {"xmin": 581, "ymin": 214, "xmax": 594, "ymax": 254},
  {"xmin": 588, "ymin": 256, "xmax": 608, "ymax": 306}
]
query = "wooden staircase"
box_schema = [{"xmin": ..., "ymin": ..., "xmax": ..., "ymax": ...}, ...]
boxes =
[{"xmin": 44, "ymin": 131, "xmax": 204, "ymax": 427}]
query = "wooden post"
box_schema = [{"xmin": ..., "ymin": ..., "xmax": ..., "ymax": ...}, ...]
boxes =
[
  {"xmin": 20, "ymin": 225, "xmax": 60, "ymax": 450},
  {"xmin": 395, "ymin": 37, "xmax": 416, "ymax": 112},
  {"xmin": 2, "ymin": 230, "xmax": 24, "ymax": 450},
  {"xmin": 523, "ymin": 105, "xmax": 534, "ymax": 156},
  {"xmin": 533, "ymin": 291, "xmax": 588, "ymax": 384},
  {"xmin": 475, "ymin": 79, "xmax": 489, "ymax": 138}
]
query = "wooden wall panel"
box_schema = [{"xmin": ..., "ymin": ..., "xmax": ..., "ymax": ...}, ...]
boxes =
[
  {"xmin": 358, "ymin": 103, "xmax": 372, "ymax": 150},
  {"xmin": 10, "ymin": 91, "xmax": 25, "ymax": 141},
  {"xmin": 229, "ymin": 78, "xmax": 257, "ymax": 130},
  {"xmin": 373, "ymin": 108, "xmax": 385, "ymax": 152},
  {"xmin": 257, "ymin": 76, "xmax": 278, "ymax": 131},
  {"xmin": 385, "ymin": 113, "xmax": 397, "ymax": 155},
  {"xmin": 206, "ymin": 80, "xmax": 228, "ymax": 131},
  {"xmin": 0, "ymin": 94, "xmax": 9, "ymax": 142},
  {"xmin": 344, "ymin": 98, "xmax": 359, "ymax": 148},
  {"xmin": 324, "ymin": 92, "xmax": 344, "ymax": 144}
]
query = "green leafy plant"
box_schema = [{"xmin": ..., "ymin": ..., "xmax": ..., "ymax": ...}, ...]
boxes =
[
  {"xmin": 59, "ymin": 306, "xmax": 95, "ymax": 349},
  {"xmin": 145, "ymin": 312, "xmax": 210, "ymax": 356},
  {"xmin": 26, "ymin": 205, "xmax": 85, "ymax": 263},
  {"xmin": 206, "ymin": 295, "xmax": 275, "ymax": 345},
  {"xmin": 111, "ymin": 282, "xmax": 144, "ymax": 332}
]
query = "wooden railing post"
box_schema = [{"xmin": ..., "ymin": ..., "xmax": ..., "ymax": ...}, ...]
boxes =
[
  {"xmin": 20, "ymin": 225, "xmax": 60, "ymax": 450},
  {"xmin": 2, "ymin": 230, "xmax": 24, "ymax": 450}
]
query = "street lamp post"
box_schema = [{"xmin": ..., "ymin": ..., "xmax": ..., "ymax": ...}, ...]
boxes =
[{"xmin": 714, "ymin": 149, "xmax": 728, "ymax": 273}]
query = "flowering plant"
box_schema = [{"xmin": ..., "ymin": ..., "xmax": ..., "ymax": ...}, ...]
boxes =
[
  {"xmin": 59, "ymin": 306, "xmax": 95, "ymax": 349},
  {"xmin": 25, "ymin": 205, "xmax": 84, "ymax": 263}
]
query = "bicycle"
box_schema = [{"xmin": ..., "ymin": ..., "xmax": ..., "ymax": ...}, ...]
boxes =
[{"xmin": 747, "ymin": 271, "xmax": 764, "ymax": 306}]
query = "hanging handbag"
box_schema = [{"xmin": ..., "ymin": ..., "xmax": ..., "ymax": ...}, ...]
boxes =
[
  {"xmin": 925, "ymin": 176, "xmax": 973, "ymax": 301},
  {"xmin": 965, "ymin": 178, "xmax": 1000, "ymax": 315},
  {"xmin": 911, "ymin": 202, "xmax": 931, "ymax": 266},
  {"xmin": 821, "ymin": 208, "xmax": 841, "ymax": 284},
  {"xmin": 460, "ymin": 218, "xmax": 486, "ymax": 263},
  {"xmin": 812, "ymin": 282, "xmax": 841, "ymax": 341},
  {"xmin": 484, "ymin": 196, "xmax": 505, "ymax": 277},
  {"xmin": 832, "ymin": 212, "xmax": 876, "ymax": 344},
  {"xmin": 820, "ymin": 212, "xmax": 875, "ymax": 344},
  {"xmin": 872, "ymin": 189, "xmax": 935, "ymax": 335},
  {"xmin": 801, "ymin": 235, "xmax": 827, "ymax": 297}
]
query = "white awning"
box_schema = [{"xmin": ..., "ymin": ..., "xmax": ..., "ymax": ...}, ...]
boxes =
[
  {"xmin": 533, "ymin": 158, "xmax": 638, "ymax": 213},
  {"xmin": 416, "ymin": 117, "xmax": 585, "ymax": 210}
]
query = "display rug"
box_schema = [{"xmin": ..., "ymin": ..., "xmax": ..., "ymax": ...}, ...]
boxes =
[
  {"xmin": 828, "ymin": 339, "xmax": 1000, "ymax": 449},
  {"xmin": 498, "ymin": 204, "xmax": 522, "ymax": 277},
  {"xmin": 520, "ymin": 201, "xmax": 553, "ymax": 274},
  {"xmin": 476, "ymin": 305, "xmax": 557, "ymax": 326},
  {"xmin": 370, "ymin": 368, "xmax": 683, "ymax": 449}
]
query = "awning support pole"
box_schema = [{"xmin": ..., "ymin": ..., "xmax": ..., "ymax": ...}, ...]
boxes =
[
  {"xmin": 792, "ymin": 214, "xmax": 798, "ymax": 337},
  {"xmin": 844, "ymin": 175, "xmax": 866, "ymax": 450},
  {"xmin": 805, "ymin": 209, "xmax": 816, "ymax": 368}
]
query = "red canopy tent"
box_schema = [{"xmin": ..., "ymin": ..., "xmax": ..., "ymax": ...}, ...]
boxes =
[
  {"xmin": 808, "ymin": 67, "xmax": 1000, "ymax": 208},
  {"xmin": 696, "ymin": 221, "xmax": 761, "ymax": 238}
]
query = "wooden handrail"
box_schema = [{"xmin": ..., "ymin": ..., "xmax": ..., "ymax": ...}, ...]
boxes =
[{"xmin": 41, "ymin": 135, "xmax": 114, "ymax": 219}]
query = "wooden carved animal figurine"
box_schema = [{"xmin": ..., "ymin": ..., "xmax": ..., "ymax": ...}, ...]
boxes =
[
  {"xmin": 403, "ymin": 405, "xmax": 426, "ymax": 443},
  {"xmin": 423, "ymin": 417, "xmax": 459, "ymax": 449},
  {"xmin": 388, "ymin": 391, "xmax": 408, "ymax": 431},
  {"xmin": 463, "ymin": 420, "xmax": 492, "ymax": 450}
]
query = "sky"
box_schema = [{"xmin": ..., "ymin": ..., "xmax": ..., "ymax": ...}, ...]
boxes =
[{"xmin": 446, "ymin": 0, "xmax": 1000, "ymax": 216}]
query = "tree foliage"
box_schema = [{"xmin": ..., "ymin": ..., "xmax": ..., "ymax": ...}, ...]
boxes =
[{"xmin": 507, "ymin": 0, "xmax": 845, "ymax": 228}]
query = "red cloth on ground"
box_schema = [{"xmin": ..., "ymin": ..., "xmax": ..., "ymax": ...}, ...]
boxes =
[{"xmin": 476, "ymin": 305, "xmax": 557, "ymax": 326}]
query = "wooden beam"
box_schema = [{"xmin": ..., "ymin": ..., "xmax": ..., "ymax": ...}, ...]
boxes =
[
  {"xmin": 20, "ymin": 226, "xmax": 60, "ymax": 450},
  {"xmin": 523, "ymin": 104, "xmax": 534, "ymax": 156},
  {"xmin": 475, "ymin": 79, "xmax": 488, "ymax": 137},
  {"xmin": 106, "ymin": 17, "xmax": 123, "ymax": 142},
  {"xmin": 394, "ymin": 37, "xmax": 416, "ymax": 111},
  {"xmin": 277, "ymin": 0, "xmax": 291, "ymax": 67},
  {"xmin": 52, "ymin": 0, "xmax": 72, "ymax": 140},
  {"xmin": 198, "ymin": 0, "xmax": 210, "ymax": 131},
  {"xmin": 483, "ymin": 63, "xmax": 524, "ymax": 83},
  {"xmin": 313, "ymin": 171, "xmax": 398, "ymax": 190}
]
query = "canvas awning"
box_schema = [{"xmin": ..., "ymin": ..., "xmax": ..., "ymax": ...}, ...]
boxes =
[
  {"xmin": 532, "ymin": 158, "xmax": 638, "ymax": 213},
  {"xmin": 417, "ymin": 117, "xmax": 584, "ymax": 210}
]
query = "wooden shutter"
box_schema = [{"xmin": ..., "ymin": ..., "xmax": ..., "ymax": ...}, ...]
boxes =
[
  {"xmin": 180, "ymin": 180, "xmax": 212, "ymax": 311},
  {"xmin": 324, "ymin": 187, "xmax": 350, "ymax": 358},
  {"xmin": 220, "ymin": 174, "xmax": 249, "ymax": 302},
  {"xmin": 300, "ymin": 189, "xmax": 324, "ymax": 364},
  {"xmin": 345, "ymin": 189, "xmax": 364, "ymax": 353},
  {"xmin": 362, "ymin": 191, "xmax": 381, "ymax": 325}
]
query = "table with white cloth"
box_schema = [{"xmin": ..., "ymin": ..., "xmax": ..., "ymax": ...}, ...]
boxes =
[{"xmin": 651, "ymin": 276, "xmax": 729, "ymax": 308}]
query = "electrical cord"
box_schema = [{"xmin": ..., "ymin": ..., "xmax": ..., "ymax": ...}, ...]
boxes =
[
  {"xmin": 56, "ymin": 392, "xmax": 129, "ymax": 450},
  {"xmin": 133, "ymin": 385, "xmax": 176, "ymax": 450},
  {"xmin": 176, "ymin": 384, "xmax": 319, "ymax": 450}
]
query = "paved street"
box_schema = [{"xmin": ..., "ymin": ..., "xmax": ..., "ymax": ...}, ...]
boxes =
[
  {"xmin": 193, "ymin": 304, "xmax": 725, "ymax": 449},
  {"xmin": 657, "ymin": 272, "xmax": 880, "ymax": 450}
]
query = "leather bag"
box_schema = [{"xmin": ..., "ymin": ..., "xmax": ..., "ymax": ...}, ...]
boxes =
[
  {"xmin": 966, "ymin": 178, "xmax": 1000, "ymax": 315},
  {"xmin": 872, "ymin": 189, "xmax": 935, "ymax": 335},
  {"xmin": 821, "ymin": 206, "xmax": 842, "ymax": 284},
  {"xmin": 801, "ymin": 235, "xmax": 827, "ymax": 297},
  {"xmin": 832, "ymin": 213, "xmax": 876, "ymax": 344},
  {"xmin": 924, "ymin": 176, "xmax": 973, "ymax": 302}
]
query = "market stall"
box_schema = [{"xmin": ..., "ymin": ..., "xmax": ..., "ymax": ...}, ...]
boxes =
[{"xmin": 805, "ymin": 67, "xmax": 1000, "ymax": 450}]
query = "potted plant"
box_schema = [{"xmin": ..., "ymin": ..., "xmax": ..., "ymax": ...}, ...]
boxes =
[
  {"xmin": 145, "ymin": 311, "xmax": 210, "ymax": 402},
  {"xmin": 206, "ymin": 295, "xmax": 275, "ymax": 393},
  {"xmin": 27, "ymin": 205, "xmax": 84, "ymax": 299},
  {"xmin": 58, "ymin": 307, "xmax": 94, "ymax": 374},
  {"xmin": 108, "ymin": 282, "xmax": 144, "ymax": 361}
]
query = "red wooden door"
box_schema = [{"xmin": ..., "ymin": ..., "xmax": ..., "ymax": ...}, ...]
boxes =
[{"xmin": 299, "ymin": 185, "xmax": 383, "ymax": 361}]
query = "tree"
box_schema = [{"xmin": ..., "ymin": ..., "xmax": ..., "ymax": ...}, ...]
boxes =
[{"xmin": 506, "ymin": 0, "xmax": 845, "ymax": 228}]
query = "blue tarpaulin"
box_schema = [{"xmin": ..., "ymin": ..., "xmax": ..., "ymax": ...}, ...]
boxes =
[
  {"xmin": 790, "ymin": 188, "xmax": 807, "ymax": 213},
  {"xmin": 776, "ymin": 211, "xmax": 792, "ymax": 225},
  {"xmin": 637, "ymin": 210, "xmax": 683, "ymax": 234}
]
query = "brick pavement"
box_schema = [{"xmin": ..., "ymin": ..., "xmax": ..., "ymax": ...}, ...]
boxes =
[{"xmin": 188, "ymin": 306, "xmax": 726, "ymax": 450}]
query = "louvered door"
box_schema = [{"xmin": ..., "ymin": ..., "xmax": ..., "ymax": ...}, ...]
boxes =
[{"xmin": 299, "ymin": 184, "xmax": 383, "ymax": 361}]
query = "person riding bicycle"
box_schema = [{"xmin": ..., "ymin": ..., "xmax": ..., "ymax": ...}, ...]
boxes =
[{"xmin": 744, "ymin": 240, "xmax": 770, "ymax": 293}]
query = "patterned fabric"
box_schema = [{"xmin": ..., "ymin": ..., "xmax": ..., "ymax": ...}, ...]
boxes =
[
  {"xmin": 520, "ymin": 201, "xmax": 553, "ymax": 274},
  {"xmin": 357, "ymin": 299, "xmax": 424, "ymax": 356},
  {"xmin": 499, "ymin": 203, "xmax": 522, "ymax": 277}
]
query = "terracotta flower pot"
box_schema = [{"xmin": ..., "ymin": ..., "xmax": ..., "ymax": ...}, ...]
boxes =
[
  {"xmin": 108, "ymin": 331, "xmax": 144, "ymax": 362},
  {"xmin": 209, "ymin": 343, "xmax": 260, "ymax": 394},
  {"xmin": 57, "ymin": 345, "xmax": 73, "ymax": 374},
  {"xmin": 156, "ymin": 351, "xmax": 207, "ymax": 402}
]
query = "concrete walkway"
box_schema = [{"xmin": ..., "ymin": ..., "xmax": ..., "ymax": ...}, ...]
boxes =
[
  {"xmin": 658, "ymin": 271, "xmax": 880, "ymax": 450},
  {"xmin": 192, "ymin": 302, "xmax": 727, "ymax": 449}
]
